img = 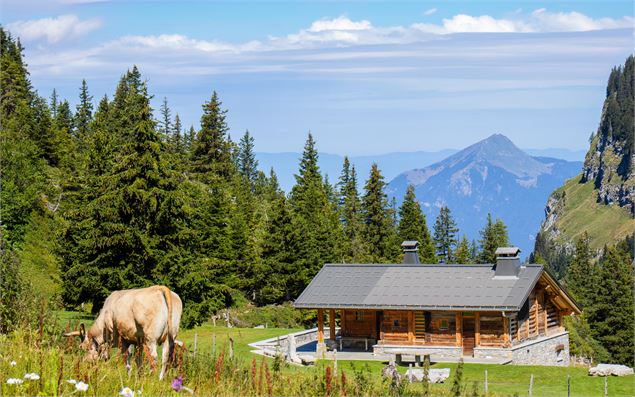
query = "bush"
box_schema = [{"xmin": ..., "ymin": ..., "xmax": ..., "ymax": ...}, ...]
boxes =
[{"xmin": 228, "ymin": 303, "xmax": 314, "ymax": 328}]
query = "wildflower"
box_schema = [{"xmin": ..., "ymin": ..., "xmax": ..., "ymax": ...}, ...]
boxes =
[
  {"xmin": 24, "ymin": 373, "xmax": 40, "ymax": 380},
  {"xmin": 67, "ymin": 379, "xmax": 78, "ymax": 384},
  {"xmin": 6, "ymin": 378, "xmax": 24, "ymax": 385},
  {"xmin": 119, "ymin": 387, "xmax": 135, "ymax": 397},
  {"xmin": 76, "ymin": 381, "xmax": 89, "ymax": 392},
  {"xmin": 171, "ymin": 376, "xmax": 183, "ymax": 392},
  {"xmin": 10, "ymin": 361, "xmax": 17, "ymax": 366}
]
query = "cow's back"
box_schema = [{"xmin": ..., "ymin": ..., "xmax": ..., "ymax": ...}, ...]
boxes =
[{"xmin": 109, "ymin": 286, "xmax": 170, "ymax": 343}]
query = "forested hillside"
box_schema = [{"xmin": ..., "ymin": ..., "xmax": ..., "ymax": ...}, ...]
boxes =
[
  {"xmin": 1, "ymin": 29, "xmax": 520, "ymax": 333},
  {"xmin": 532, "ymin": 56, "xmax": 634, "ymax": 366}
]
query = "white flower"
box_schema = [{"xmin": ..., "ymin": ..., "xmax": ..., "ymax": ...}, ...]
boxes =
[
  {"xmin": 24, "ymin": 373, "xmax": 40, "ymax": 380},
  {"xmin": 10, "ymin": 360, "xmax": 17, "ymax": 366},
  {"xmin": 6, "ymin": 378, "xmax": 24, "ymax": 385},
  {"xmin": 119, "ymin": 387, "xmax": 135, "ymax": 397},
  {"xmin": 67, "ymin": 379, "xmax": 77, "ymax": 384},
  {"xmin": 75, "ymin": 381, "xmax": 89, "ymax": 392}
]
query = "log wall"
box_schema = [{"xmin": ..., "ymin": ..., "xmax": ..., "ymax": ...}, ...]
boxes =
[{"xmin": 341, "ymin": 310, "xmax": 376, "ymax": 339}]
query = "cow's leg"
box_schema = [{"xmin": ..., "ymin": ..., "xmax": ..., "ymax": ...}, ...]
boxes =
[
  {"xmin": 121, "ymin": 341, "xmax": 132, "ymax": 372},
  {"xmin": 147, "ymin": 341, "xmax": 159, "ymax": 377},
  {"xmin": 159, "ymin": 338, "xmax": 174, "ymax": 380}
]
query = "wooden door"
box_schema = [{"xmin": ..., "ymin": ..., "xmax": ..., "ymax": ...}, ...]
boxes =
[{"xmin": 462, "ymin": 317, "xmax": 475, "ymax": 356}]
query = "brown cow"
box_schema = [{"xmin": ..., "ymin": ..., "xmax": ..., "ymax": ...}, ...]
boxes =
[{"xmin": 64, "ymin": 285, "xmax": 182, "ymax": 380}]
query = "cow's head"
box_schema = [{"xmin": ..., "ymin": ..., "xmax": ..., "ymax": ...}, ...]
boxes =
[{"xmin": 63, "ymin": 323, "xmax": 100, "ymax": 361}]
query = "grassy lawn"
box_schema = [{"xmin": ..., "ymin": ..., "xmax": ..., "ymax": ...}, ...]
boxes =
[{"xmin": 54, "ymin": 312, "xmax": 634, "ymax": 396}]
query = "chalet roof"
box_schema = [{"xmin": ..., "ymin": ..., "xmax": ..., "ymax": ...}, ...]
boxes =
[{"xmin": 294, "ymin": 263, "xmax": 544, "ymax": 311}]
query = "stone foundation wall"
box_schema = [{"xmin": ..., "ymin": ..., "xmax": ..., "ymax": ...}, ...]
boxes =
[
  {"xmin": 473, "ymin": 347, "xmax": 512, "ymax": 361},
  {"xmin": 511, "ymin": 332, "xmax": 569, "ymax": 366}
]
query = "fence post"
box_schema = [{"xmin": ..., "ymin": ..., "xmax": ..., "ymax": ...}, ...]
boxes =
[
  {"xmin": 484, "ymin": 370, "xmax": 488, "ymax": 396},
  {"xmin": 529, "ymin": 374, "xmax": 534, "ymax": 397},
  {"xmin": 193, "ymin": 333, "xmax": 198, "ymax": 356},
  {"xmin": 567, "ymin": 374, "xmax": 570, "ymax": 397},
  {"xmin": 212, "ymin": 333, "xmax": 216, "ymax": 356},
  {"xmin": 229, "ymin": 337, "xmax": 234, "ymax": 359},
  {"xmin": 604, "ymin": 376, "xmax": 608, "ymax": 397}
]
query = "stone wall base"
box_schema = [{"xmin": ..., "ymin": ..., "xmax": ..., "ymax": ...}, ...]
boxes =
[
  {"xmin": 374, "ymin": 345, "xmax": 462, "ymax": 359},
  {"xmin": 511, "ymin": 332, "xmax": 569, "ymax": 366}
]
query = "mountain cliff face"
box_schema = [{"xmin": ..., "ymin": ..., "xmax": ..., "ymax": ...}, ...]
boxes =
[
  {"xmin": 581, "ymin": 56, "xmax": 634, "ymax": 213},
  {"xmin": 387, "ymin": 134, "xmax": 582, "ymax": 255},
  {"xmin": 535, "ymin": 56, "xmax": 635, "ymax": 273}
]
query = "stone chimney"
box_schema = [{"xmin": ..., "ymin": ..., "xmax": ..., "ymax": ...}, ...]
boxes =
[
  {"xmin": 401, "ymin": 241, "xmax": 420, "ymax": 264},
  {"xmin": 494, "ymin": 247, "xmax": 521, "ymax": 277}
]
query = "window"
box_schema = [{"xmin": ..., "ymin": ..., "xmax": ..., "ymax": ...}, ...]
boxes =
[
  {"xmin": 393, "ymin": 320, "xmax": 400, "ymax": 327},
  {"xmin": 355, "ymin": 311, "xmax": 364, "ymax": 321},
  {"xmin": 440, "ymin": 319, "xmax": 449, "ymax": 331}
]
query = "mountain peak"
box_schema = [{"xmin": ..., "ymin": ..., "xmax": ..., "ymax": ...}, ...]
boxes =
[{"xmin": 447, "ymin": 133, "xmax": 549, "ymax": 179}]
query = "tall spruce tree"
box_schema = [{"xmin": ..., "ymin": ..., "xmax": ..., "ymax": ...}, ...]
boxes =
[
  {"xmin": 337, "ymin": 159, "xmax": 367, "ymax": 261},
  {"xmin": 61, "ymin": 71, "xmax": 183, "ymax": 310},
  {"xmin": 289, "ymin": 133, "xmax": 342, "ymax": 294},
  {"xmin": 191, "ymin": 91, "xmax": 234, "ymax": 182},
  {"xmin": 433, "ymin": 206, "xmax": 458, "ymax": 263},
  {"xmin": 237, "ymin": 130, "xmax": 259, "ymax": 189},
  {"xmin": 397, "ymin": 185, "xmax": 436, "ymax": 263},
  {"xmin": 478, "ymin": 213, "xmax": 510, "ymax": 263},
  {"xmin": 587, "ymin": 245, "xmax": 634, "ymax": 365},
  {"xmin": 74, "ymin": 79, "xmax": 93, "ymax": 142},
  {"xmin": 361, "ymin": 163, "xmax": 399, "ymax": 262},
  {"xmin": 158, "ymin": 97, "xmax": 172, "ymax": 141},
  {"xmin": 564, "ymin": 232, "xmax": 595, "ymax": 308}
]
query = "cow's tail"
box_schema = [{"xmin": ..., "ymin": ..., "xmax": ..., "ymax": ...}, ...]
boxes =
[{"xmin": 158, "ymin": 286, "xmax": 175, "ymax": 341}]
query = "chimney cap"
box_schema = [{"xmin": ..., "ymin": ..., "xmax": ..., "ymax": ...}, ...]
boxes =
[
  {"xmin": 401, "ymin": 240, "xmax": 419, "ymax": 249},
  {"xmin": 495, "ymin": 247, "xmax": 521, "ymax": 257}
]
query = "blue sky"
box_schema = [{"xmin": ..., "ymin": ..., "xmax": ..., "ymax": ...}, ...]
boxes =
[{"xmin": 2, "ymin": 1, "xmax": 633, "ymax": 154}]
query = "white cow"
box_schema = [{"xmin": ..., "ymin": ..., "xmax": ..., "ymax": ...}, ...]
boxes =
[{"xmin": 64, "ymin": 285, "xmax": 182, "ymax": 380}]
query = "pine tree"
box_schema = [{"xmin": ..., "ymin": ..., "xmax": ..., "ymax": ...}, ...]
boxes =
[
  {"xmin": 397, "ymin": 185, "xmax": 435, "ymax": 263},
  {"xmin": 237, "ymin": 130, "xmax": 259, "ymax": 189},
  {"xmin": 74, "ymin": 79, "xmax": 93, "ymax": 142},
  {"xmin": 454, "ymin": 236, "xmax": 472, "ymax": 264},
  {"xmin": 337, "ymin": 159, "xmax": 367, "ymax": 261},
  {"xmin": 478, "ymin": 213, "xmax": 510, "ymax": 263},
  {"xmin": 361, "ymin": 163, "xmax": 399, "ymax": 262},
  {"xmin": 0, "ymin": 28, "xmax": 47, "ymax": 243},
  {"xmin": 191, "ymin": 91, "xmax": 234, "ymax": 182},
  {"xmin": 564, "ymin": 232, "xmax": 595, "ymax": 308},
  {"xmin": 61, "ymin": 71, "xmax": 183, "ymax": 309},
  {"xmin": 289, "ymin": 133, "xmax": 342, "ymax": 293},
  {"xmin": 172, "ymin": 113, "xmax": 183, "ymax": 152},
  {"xmin": 50, "ymin": 89, "xmax": 58, "ymax": 118},
  {"xmin": 433, "ymin": 206, "xmax": 458, "ymax": 263},
  {"xmin": 158, "ymin": 97, "xmax": 172, "ymax": 141},
  {"xmin": 587, "ymin": 245, "xmax": 634, "ymax": 365}
]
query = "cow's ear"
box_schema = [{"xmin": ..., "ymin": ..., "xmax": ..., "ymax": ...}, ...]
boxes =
[{"xmin": 80, "ymin": 323, "xmax": 86, "ymax": 340}]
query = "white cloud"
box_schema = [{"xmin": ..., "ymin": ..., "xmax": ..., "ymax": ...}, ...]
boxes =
[
  {"xmin": 308, "ymin": 16, "xmax": 372, "ymax": 32},
  {"xmin": 7, "ymin": 14, "xmax": 102, "ymax": 43},
  {"xmin": 424, "ymin": 8, "xmax": 438, "ymax": 16},
  {"xmin": 413, "ymin": 9, "xmax": 632, "ymax": 34}
]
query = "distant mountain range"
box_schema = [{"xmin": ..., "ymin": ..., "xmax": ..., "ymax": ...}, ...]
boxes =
[
  {"xmin": 256, "ymin": 147, "xmax": 584, "ymax": 193},
  {"xmin": 385, "ymin": 134, "xmax": 582, "ymax": 256}
]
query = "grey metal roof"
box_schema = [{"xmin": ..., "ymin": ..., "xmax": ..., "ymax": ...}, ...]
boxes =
[{"xmin": 294, "ymin": 263, "xmax": 543, "ymax": 311}]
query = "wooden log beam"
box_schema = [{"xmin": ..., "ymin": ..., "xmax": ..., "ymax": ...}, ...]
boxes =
[
  {"xmin": 317, "ymin": 309, "xmax": 324, "ymax": 343},
  {"xmin": 329, "ymin": 309, "xmax": 336, "ymax": 341},
  {"xmin": 503, "ymin": 316, "xmax": 510, "ymax": 347},
  {"xmin": 408, "ymin": 311, "xmax": 415, "ymax": 343},
  {"xmin": 455, "ymin": 312, "xmax": 462, "ymax": 347},
  {"xmin": 475, "ymin": 312, "xmax": 481, "ymax": 346}
]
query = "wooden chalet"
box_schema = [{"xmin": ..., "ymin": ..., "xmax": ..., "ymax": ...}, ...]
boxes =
[{"xmin": 294, "ymin": 242, "xmax": 581, "ymax": 365}]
